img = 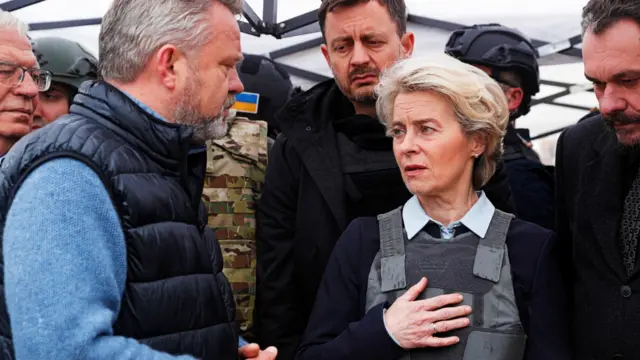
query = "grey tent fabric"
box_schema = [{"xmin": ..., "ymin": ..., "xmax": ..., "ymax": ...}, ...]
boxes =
[{"xmin": 3, "ymin": 0, "xmax": 594, "ymax": 164}]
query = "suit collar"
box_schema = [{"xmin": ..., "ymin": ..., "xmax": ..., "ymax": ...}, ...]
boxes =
[{"xmin": 584, "ymin": 129, "xmax": 627, "ymax": 279}]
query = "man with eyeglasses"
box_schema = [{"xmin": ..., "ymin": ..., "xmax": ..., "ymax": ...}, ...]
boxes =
[
  {"xmin": 31, "ymin": 36, "xmax": 98, "ymax": 129},
  {"xmin": 0, "ymin": 12, "xmax": 51, "ymax": 158}
]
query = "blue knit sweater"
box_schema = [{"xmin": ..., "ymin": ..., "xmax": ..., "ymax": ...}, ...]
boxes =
[{"xmin": 3, "ymin": 157, "xmax": 198, "ymax": 359}]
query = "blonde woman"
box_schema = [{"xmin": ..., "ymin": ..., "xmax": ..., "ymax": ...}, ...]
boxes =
[{"xmin": 294, "ymin": 54, "xmax": 570, "ymax": 360}]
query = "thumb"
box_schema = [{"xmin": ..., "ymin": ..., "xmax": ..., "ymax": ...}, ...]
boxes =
[
  {"xmin": 397, "ymin": 277, "xmax": 427, "ymax": 302},
  {"xmin": 238, "ymin": 343, "xmax": 260, "ymax": 357},
  {"xmin": 265, "ymin": 346, "xmax": 278, "ymax": 355}
]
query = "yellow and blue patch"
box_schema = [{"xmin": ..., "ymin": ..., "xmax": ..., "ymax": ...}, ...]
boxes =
[{"xmin": 232, "ymin": 92, "xmax": 260, "ymax": 114}]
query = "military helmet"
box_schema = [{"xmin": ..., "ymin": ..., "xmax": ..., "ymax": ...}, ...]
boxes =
[
  {"xmin": 445, "ymin": 23, "xmax": 540, "ymax": 116},
  {"xmin": 31, "ymin": 37, "xmax": 98, "ymax": 90},
  {"xmin": 234, "ymin": 54, "xmax": 295, "ymax": 135}
]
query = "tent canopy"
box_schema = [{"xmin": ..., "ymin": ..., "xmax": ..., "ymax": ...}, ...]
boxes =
[{"xmin": 2, "ymin": 0, "xmax": 593, "ymax": 164}]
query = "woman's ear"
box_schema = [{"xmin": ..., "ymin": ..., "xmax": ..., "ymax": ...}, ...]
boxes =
[{"xmin": 469, "ymin": 133, "xmax": 487, "ymax": 158}]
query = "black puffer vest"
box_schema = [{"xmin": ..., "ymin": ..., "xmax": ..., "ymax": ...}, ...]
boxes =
[{"xmin": 0, "ymin": 81, "xmax": 237, "ymax": 360}]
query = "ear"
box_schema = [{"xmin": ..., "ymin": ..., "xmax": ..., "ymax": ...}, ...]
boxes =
[
  {"xmin": 400, "ymin": 31, "xmax": 415, "ymax": 57},
  {"xmin": 469, "ymin": 133, "xmax": 487, "ymax": 159},
  {"xmin": 155, "ymin": 44, "xmax": 185, "ymax": 91},
  {"xmin": 321, "ymin": 43, "xmax": 331, "ymax": 68},
  {"xmin": 505, "ymin": 87, "xmax": 524, "ymax": 113}
]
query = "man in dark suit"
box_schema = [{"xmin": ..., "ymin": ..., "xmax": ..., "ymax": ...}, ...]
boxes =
[{"xmin": 556, "ymin": 0, "xmax": 640, "ymax": 358}]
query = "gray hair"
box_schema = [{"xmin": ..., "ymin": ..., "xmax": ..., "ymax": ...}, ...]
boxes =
[
  {"xmin": 99, "ymin": 0, "xmax": 243, "ymax": 82},
  {"xmin": 375, "ymin": 54, "xmax": 509, "ymax": 189},
  {"xmin": 0, "ymin": 10, "xmax": 29, "ymax": 38},
  {"xmin": 582, "ymin": 0, "xmax": 640, "ymax": 35}
]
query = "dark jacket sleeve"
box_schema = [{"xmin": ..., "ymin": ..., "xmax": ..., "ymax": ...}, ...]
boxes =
[
  {"xmin": 483, "ymin": 160, "xmax": 517, "ymax": 215},
  {"xmin": 524, "ymin": 231, "xmax": 572, "ymax": 360},
  {"xmin": 554, "ymin": 130, "xmax": 573, "ymax": 278},
  {"xmin": 295, "ymin": 219, "xmax": 404, "ymax": 360},
  {"xmin": 554, "ymin": 130, "xmax": 568, "ymax": 239},
  {"xmin": 553, "ymin": 129, "xmax": 575, "ymax": 326},
  {"xmin": 506, "ymin": 159, "xmax": 555, "ymax": 230},
  {"xmin": 255, "ymin": 134, "xmax": 301, "ymax": 358}
]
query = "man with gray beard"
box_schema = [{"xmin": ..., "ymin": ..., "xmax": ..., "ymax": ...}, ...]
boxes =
[
  {"xmin": 555, "ymin": 0, "xmax": 640, "ymax": 358},
  {"xmin": 0, "ymin": 1, "xmax": 277, "ymax": 360}
]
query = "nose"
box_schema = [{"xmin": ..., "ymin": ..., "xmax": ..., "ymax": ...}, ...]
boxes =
[
  {"xmin": 14, "ymin": 71, "xmax": 40, "ymax": 99},
  {"xmin": 599, "ymin": 85, "xmax": 627, "ymax": 116},
  {"xmin": 228, "ymin": 68, "xmax": 244, "ymax": 95},
  {"xmin": 397, "ymin": 129, "xmax": 419, "ymax": 154},
  {"xmin": 350, "ymin": 41, "xmax": 370, "ymax": 66}
]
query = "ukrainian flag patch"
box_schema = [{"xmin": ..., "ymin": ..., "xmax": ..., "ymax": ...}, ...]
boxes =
[{"xmin": 232, "ymin": 92, "xmax": 260, "ymax": 114}]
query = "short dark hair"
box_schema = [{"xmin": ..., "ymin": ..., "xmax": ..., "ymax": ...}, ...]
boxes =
[
  {"xmin": 317, "ymin": 0, "xmax": 407, "ymax": 40},
  {"xmin": 582, "ymin": 0, "xmax": 640, "ymax": 35}
]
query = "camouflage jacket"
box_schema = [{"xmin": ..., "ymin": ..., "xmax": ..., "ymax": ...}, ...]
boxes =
[{"xmin": 203, "ymin": 117, "xmax": 268, "ymax": 339}]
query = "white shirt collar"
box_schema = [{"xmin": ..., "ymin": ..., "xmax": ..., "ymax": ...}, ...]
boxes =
[{"xmin": 401, "ymin": 191, "xmax": 496, "ymax": 240}]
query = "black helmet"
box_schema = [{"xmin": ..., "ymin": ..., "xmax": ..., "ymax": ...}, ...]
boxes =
[
  {"xmin": 31, "ymin": 37, "xmax": 98, "ymax": 90},
  {"xmin": 445, "ymin": 23, "xmax": 540, "ymax": 116},
  {"xmin": 234, "ymin": 54, "xmax": 295, "ymax": 135}
]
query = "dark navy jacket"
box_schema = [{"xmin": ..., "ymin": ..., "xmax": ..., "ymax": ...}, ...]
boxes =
[
  {"xmin": 296, "ymin": 217, "xmax": 571, "ymax": 360},
  {"xmin": 0, "ymin": 81, "xmax": 238, "ymax": 359}
]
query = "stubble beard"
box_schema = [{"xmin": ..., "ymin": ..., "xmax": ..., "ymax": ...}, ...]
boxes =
[{"xmin": 172, "ymin": 73, "xmax": 235, "ymax": 144}]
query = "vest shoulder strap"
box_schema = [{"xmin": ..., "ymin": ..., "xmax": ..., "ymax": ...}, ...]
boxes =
[
  {"xmin": 473, "ymin": 209, "xmax": 514, "ymax": 283},
  {"xmin": 377, "ymin": 207, "xmax": 407, "ymax": 292}
]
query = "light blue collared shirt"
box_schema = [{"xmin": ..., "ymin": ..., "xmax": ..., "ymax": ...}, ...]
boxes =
[
  {"xmin": 121, "ymin": 90, "xmax": 169, "ymax": 123},
  {"xmin": 402, "ymin": 191, "xmax": 495, "ymax": 240}
]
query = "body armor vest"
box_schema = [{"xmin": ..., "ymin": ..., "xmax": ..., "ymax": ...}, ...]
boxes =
[
  {"xmin": 336, "ymin": 132, "xmax": 405, "ymax": 211},
  {"xmin": 366, "ymin": 207, "xmax": 526, "ymax": 360},
  {"xmin": 336, "ymin": 132, "xmax": 398, "ymax": 174},
  {"xmin": 203, "ymin": 117, "xmax": 268, "ymax": 336}
]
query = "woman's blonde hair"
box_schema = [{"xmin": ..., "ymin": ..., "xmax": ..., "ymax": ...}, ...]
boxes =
[{"xmin": 375, "ymin": 53, "xmax": 510, "ymax": 188}]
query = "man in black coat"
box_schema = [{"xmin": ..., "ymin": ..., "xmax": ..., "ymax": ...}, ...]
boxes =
[
  {"xmin": 255, "ymin": 1, "xmax": 516, "ymax": 359},
  {"xmin": 556, "ymin": 1, "xmax": 640, "ymax": 358}
]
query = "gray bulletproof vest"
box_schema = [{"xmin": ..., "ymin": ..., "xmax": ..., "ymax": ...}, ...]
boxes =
[{"xmin": 366, "ymin": 207, "xmax": 526, "ymax": 360}]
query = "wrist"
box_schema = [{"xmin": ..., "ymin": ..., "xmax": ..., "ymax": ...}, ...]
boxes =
[{"xmin": 382, "ymin": 308, "xmax": 402, "ymax": 347}]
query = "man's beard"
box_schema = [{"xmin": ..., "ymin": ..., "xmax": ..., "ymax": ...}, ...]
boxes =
[
  {"xmin": 604, "ymin": 112, "xmax": 640, "ymax": 154},
  {"xmin": 333, "ymin": 48, "xmax": 407, "ymax": 105},
  {"xmin": 334, "ymin": 65, "xmax": 380, "ymax": 105},
  {"xmin": 172, "ymin": 73, "xmax": 235, "ymax": 143}
]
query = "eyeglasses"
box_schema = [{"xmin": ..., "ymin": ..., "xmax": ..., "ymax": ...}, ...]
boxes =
[{"xmin": 0, "ymin": 61, "xmax": 52, "ymax": 92}]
